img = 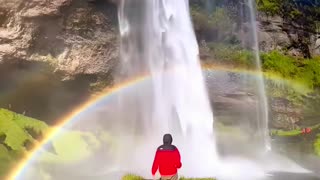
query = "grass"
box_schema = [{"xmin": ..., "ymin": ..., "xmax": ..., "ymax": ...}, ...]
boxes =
[
  {"xmin": 315, "ymin": 134, "xmax": 320, "ymax": 156},
  {"xmin": 204, "ymin": 44, "xmax": 320, "ymax": 91},
  {"xmin": 206, "ymin": 43, "xmax": 256, "ymax": 68},
  {"xmin": 270, "ymin": 123, "xmax": 320, "ymax": 137},
  {"xmin": 122, "ymin": 175, "xmax": 215, "ymax": 180},
  {"xmin": 261, "ymin": 51, "xmax": 320, "ymax": 89}
]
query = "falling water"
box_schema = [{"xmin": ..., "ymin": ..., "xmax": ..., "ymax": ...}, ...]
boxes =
[
  {"xmin": 247, "ymin": 0, "xmax": 271, "ymax": 151},
  {"xmin": 14, "ymin": 0, "xmax": 319, "ymax": 179},
  {"xmin": 116, "ymin": 0, "xmax": 219, "ymax": 177}
]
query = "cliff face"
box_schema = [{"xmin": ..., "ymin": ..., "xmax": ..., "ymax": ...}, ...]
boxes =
[
  {"xmin": 0, "ymin": 0, "xmax": 119, "ymax": 123},
  {"xmin": 257, "ymin": 15, "xmax": 320, "ymax": 57},
  {"xmin": 0, "ymin": 1, "xmax": 318, "ymax": 78},
  {"xmin": 0, "ymin": 1, "xmax": 316, "ymax": 128},
  {"xmin": 0, "ymin": 0, "xmax": 118, "ymax": 77}
]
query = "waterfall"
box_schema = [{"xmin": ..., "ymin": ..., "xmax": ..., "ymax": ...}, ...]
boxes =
[{"xmin": 117, "ymin": 0, "xmax": 218, "ymax": 177}]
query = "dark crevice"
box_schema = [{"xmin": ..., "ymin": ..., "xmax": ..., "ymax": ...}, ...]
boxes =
[
  {"xmin": 0, "ymin": 135, "xmax": 12, "ymax": 151},
  {"xmin": 23, "ymin": 140, "xmax": 33, "ymax": 151},
  {"xmin": 24, "ymin": 128, "xmax": 42, "ymax": 140}
]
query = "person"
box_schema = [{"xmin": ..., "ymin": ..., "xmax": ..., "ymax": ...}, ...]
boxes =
[
  {"xmin": 301, "ymin": 127, "xmax": 312, "ymax": 134},
  {"xmin": 151, "ymin": 134, "xmax": 182, "ymax": 180}
]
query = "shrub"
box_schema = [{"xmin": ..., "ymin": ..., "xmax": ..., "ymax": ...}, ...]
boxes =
[
  {"xmin": 261, "ymin": 51, "xmax": 297, "ymax": 77},
  {"xmin": 207, "ymin": 43, "xmax": 255, "ymax": 68},
  {"xmin": 296, "ymin": 59, "xmax": 320, "ymax": 89},
  {"xmin": 261, "ymin": 51, "xmax": 320, "ymax": 89}
]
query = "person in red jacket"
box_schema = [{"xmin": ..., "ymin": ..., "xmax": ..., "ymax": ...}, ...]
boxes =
[
  {"xmin": 301, "ymin": 127, "xmax": 312, "ymax": 134},
  {"xmin": 152, "ymin": 134, "xmax": 182, "ymax": 180}
]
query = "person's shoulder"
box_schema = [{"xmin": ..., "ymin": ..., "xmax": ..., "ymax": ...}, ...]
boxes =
[{"xmin": 157, "ymin": 144, "xmax": 177, "ymax": 151}]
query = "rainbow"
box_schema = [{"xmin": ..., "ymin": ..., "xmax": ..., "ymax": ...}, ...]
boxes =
[
  {"xmin": 7, "ymin": 74, "xmax": 148, "ymax": 180},
  {"xmin": 7, "ymin": 65, "xmax": 307, "ymax": 179}
]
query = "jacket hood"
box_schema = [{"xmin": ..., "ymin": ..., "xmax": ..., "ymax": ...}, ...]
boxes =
[{"xmin": 163, "ymin": 134, "xmax": 173, "ymax": 145}]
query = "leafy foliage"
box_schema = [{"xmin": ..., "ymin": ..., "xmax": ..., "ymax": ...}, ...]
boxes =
[
  {"xmin": 0, "ymin": 109, "xmax": 48, "ymax": 151},
  {"xmin": 207, "ymin": 43, "xmax": 255, "ymax": 68},
  {"xmin": 262, "ymin": 51, "xmax": 297, "ymax": 77},
  {"xmin": 261, "ymin": 51, "xmax": 320, "ymax": 89},
  {"xmin": 0, "ymin": 109, "xmax": 48, "ymax": 178},
  {"xmin": 256, "ymin": 0, "xmax": 280, "ymax": 16},
  {"xmin": 295, "ymin": 59, "xmax": 320, "ymax": 89}
]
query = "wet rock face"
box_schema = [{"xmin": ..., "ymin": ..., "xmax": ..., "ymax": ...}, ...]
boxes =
[
  {"xmin": 270, "ymin": 98, "xmax": 302, "ymax": 130},
  {"xmin": 0, "ymin": 0, "xmax": 118, "ymax": 77}
]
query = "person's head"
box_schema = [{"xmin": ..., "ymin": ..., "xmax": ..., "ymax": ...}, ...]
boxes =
[{"xmin": 163, "ymin": 134, "xmax": 173, "ymax": 145}]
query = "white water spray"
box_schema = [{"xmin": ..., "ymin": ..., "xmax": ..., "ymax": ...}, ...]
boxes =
[
  {"xmin": 17, "ymin": 1, "xmax": 316, "ymax": 179},
  {"xmin": 117, "ymin": 0, "xmax": 218, "ymax": 177}
]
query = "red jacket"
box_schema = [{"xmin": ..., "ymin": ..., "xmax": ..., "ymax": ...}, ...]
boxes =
[
  {"xmin": 302, "ymin": 127, "xmax": 312, "ymax": 134},
  {"xmin": 151, "ymin": 147, "xmax": 182, "ymax": 176}
]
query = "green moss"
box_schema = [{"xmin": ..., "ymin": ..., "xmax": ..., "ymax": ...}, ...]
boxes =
[
  {"xmin": 0, "ymin": 109, "xmax": 49, "ymax": 177},
  {"xmin": 261, "ymin": 51, "xmax": 298, "ymax": 77},
  {"xmin": 207, "ymin": 43, "xmax": 255, "ymax": 68},
  {"xmin": 261, "ymin": 51, "xmax": 320, "ymax": 90},
  {"xmin": 0, "ymin": 109, "xmax": 48, "ymax": 151},
  {"xmin": 122, "ymin": 174, "xmax": 145, "ymax": 180},
  {"xmin": 270, "ymin": 129, "xmax": 302, "ymax": 137},
  {"xmin": 256, "ymin": 0, "xmax": 281, "ymax": 16},
  {"xmin": 122, "ymin": 175, "xmax": 215, "ymax": 180},
  {"xmin": 314, "ymin": 134, "xmax": 320, "ymax": 156},
  {"xmin": 296, "ymin": 59, "xmax": 320, "ymax": 89},
  {"xmin": 203, "ymin": 45, "xmax": 320, "ymax": 91},
  {"xmin": 270, "ymin": 124, "xmax": 320, "ymax": 137}
]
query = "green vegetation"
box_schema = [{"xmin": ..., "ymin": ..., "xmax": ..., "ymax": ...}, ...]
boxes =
[
  {"xmin": 270, "ymin": 123, "xmax": 320, "ymax": 137},
  {"xmin": 190, "ymin": 5, "xmax": 235, "ymax": 44},
  {"xmin": 206, "ymin": 43, "xmax": 255, "ymax": 68},
  {"xmin": 315, "ymin": 134, "xmax": 320, "ymax": 156},
  {"xmin": 122, "ymin": 175, "xmax": 215, "ymax": 180},
  {"xmin": 122, "ymin": 174, "xmax": 144, "ymax": 180},
  {"xmin": 204, "ymin": 45, "xmax": 320, "ymax": 93},
  {"xmin": 262, "ymin": 51, "xmax": 320, "ymax": 89},
  {"xmin": 0, "ymin": 108, "xmax": 48, "ymax": 151},
  {"xmin": 190, "ymin": 0, "xmax": 320, "ymax": 96},
  {"xmin": 0, "ymin": 109, "xmax": 116, "ymax": 178},
  {"xmin": 0, "ymin": 109, "xmax": 49, "ymax": 178}
]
